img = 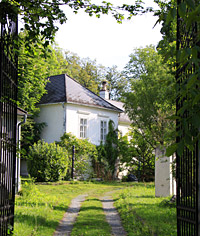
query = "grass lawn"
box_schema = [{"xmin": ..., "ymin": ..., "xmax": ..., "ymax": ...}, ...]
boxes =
[
  {"xmin": 71, "ymin": 196, "xmax": 112, "ymax": 236},
  {"xmin": 113, "ymin": 183, "xmax": 176, "ymax": 236},
  {"xmin": 14, "ymin": 181, "xmax": 176, "ymax": 236}
]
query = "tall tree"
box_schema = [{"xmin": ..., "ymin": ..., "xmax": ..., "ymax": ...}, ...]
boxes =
[
  {"xmin": 123, "ymin": 45, "xmax": 175, "ymax": 148},
  {"xmin": 18, "ymin": 34, "xmax": 70, "ymax": 114},
  {"xmin": 105, "ymin": 66, "xmax": 128, "ymax": 100}
]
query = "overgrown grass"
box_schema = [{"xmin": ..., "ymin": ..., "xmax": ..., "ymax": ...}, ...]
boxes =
[
  {"xmin": 14, "ymin": 181, "xmax": 176, "ymax": 236},
  {"xmin": 113, "ymin": 183, "xmax": 176, "ymax": 236}
]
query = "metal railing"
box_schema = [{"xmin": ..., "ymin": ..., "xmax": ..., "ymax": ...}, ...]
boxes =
[
  {"xmin": 0, "ymin": 5, "xmax": 18, "ymax": 235},
  {"xmin": 176, "ymin": 0, "xmax": 200, "ymax": 235}
]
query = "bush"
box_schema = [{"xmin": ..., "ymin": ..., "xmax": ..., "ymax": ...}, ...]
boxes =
[
  {"xmin": 27, "ymin": 140, "xmax": 69, "ymax": 182},
  {"xmin": 58, "ymin": 133, "xmax": 97, "ymax": 179}
]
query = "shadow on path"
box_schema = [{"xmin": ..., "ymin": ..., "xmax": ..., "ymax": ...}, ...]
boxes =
[
  {"xmin": 100, "ymin": 195, "xmax": 127, "ymax": 236},
  {"xmin": 53, "ymin": 194, "xmax": 87, "ymax": 236}
]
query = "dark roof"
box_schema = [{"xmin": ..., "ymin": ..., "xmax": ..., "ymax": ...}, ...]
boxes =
[
  {"xmin": 106, "ymin": 100, "xmax": 131, "ymax": 124},
  {"xmin": 39, "ymin": 74, "xmax": 123, "ymax": 113}
]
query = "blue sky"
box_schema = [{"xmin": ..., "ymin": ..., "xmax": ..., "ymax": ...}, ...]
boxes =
[{"xmin": 55, "ymin": 1, "xmax": 162, "ymax": 70}]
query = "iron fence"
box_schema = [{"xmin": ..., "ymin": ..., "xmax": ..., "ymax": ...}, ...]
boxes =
[
  {"xmin": 176, "ymin": 0, "xmax": 200, "ymax": 235},
  {"xmin": 0, "ymin": 5, "xmax": 18, "ymax": 235}
]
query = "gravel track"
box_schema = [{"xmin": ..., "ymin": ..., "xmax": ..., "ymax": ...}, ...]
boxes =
[{"xmin": 53, "ymin": 191, "xmax": 127, "ymax": 236}]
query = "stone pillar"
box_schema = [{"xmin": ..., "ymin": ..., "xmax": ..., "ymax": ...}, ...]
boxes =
[{"xmin": 155, "ymin": 147, "xmax": 176, "ymax": 197}]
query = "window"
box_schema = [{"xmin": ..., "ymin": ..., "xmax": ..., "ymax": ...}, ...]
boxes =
[
  {"xmin": 100, "ymin": 120, "xmax": 107, "ymax": 142},
  {"xmin": 80, "ymin": 118, "xmax": 87, "ymax": 138}
]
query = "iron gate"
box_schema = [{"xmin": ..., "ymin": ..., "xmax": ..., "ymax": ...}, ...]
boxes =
[
  {"xmin": 0, "ymin": 3, "xmax": 18, "ymax": 235},
  {"xmin": 176, "ymin": 0, "xmax": 200, "ymax": 235}
]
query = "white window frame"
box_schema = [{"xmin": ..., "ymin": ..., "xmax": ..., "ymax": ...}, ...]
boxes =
[
  {"xmin": 100, "ymin": 120, "xmax": 107, "ymax": 143},
  {"xmin": 79, "ymin": 117, "xmax": 87, "ymax": 139}
]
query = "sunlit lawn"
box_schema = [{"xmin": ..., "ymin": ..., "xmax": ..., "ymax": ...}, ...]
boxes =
[
  {"xmin": 14, "ymin": 181, "xmax": 176, "ymax": 236},
  {"xmin": 113, "ymin": 183, "xmax": 176, "ymax": 236}
]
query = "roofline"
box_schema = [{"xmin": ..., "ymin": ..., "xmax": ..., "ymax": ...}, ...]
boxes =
[
  {"xmin": 38, "ymin": 101, "xmax": 122, "ymax": 113},
  {"xmin": 64, "ymin": 74, "xmax": 123, "ymax": 113}
]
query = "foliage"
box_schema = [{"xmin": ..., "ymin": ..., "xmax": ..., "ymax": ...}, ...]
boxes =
[
  {"xmin": 20, "ymin": 118, "xmax": 45, "ymax": 158},
  {"xmin": 123, "ymin": 45, "xmax": 175, "ymax": 148},
  {"xmin": 129, "ymin": 129, "xmax": 155, "ymax": 182},
  {"xmin": 65, "ymin": 51, "xmax": 104, "ymax": 94},
  {"xmin": 0, "ymin": 0, "xmax": 148, "ymax": 48},
  {"xmin": 104, "ymin": 120, "xmax": 119, "ymax": 178},
  {"xmin": 155, "ymin": 0, "xmax": 177, "ymax": 65},
  {"xmin": 18, "ymin": 34, "xmax": 72, "ymax": 158},
  {"xmin": 94, "ymin": 143, "xmax": 110, "ymax": 179},
  {"xmin": 58, "ymin": 133, "xmax": 97, "ymax": 179},
  {"xmin": 65, "ymin": 51, "xmax": 127, "ymax": 97},
  {"xmin": 27, "ymin": 140, "xmax": 69, "ymax": 182},
  {"xmin": 169, "ymin": 1, "xmax": 200, "ymax": 156},
  {"xmin": 153, "ymin": 0, "xmax": 200, "ymax": 156},
  {"xmin": 18, "ymin": 34, "xmax": 70, "ymax": 114},
  {"xmin": 105, "ymin": 66, "xmax": 129, "ymax": 100}
]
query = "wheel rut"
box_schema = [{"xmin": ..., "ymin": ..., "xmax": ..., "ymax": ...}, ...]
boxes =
[{"xmin": 53, "ymin": 191, "xmax": 127, "ymax": 236}]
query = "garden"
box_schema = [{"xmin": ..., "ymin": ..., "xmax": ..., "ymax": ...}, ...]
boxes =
[{"xmin": 14, "ymin": 180, "xmax": 176, "ymax": 236}]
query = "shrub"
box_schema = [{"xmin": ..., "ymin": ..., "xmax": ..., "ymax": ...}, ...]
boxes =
[
  {"xmin": 27, "ymin": 140, "xmax": 69, "ymax": 182},
  {"xmin": 58, "ymin": 133, "xmax": 97, "ymax": 179}
]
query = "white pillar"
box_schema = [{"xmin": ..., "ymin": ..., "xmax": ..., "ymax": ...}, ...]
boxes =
[{"xmin": 155, "ymin": 147, "xmax": 176, "ymax": 197}]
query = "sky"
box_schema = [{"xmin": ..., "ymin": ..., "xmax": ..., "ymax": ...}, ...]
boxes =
[{"xmin": 55, "ymin": 1, "xmax": 163, "ymax": 70}]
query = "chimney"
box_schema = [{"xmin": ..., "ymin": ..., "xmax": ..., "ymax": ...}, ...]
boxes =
[{"xmin": 99, "ymin": 81, "xmax": 109, "ymax": 100}]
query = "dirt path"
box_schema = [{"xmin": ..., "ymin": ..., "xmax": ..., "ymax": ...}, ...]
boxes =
[
  {"xmin": 100, "ymin": 195, "xmax": 127, "ymax": 236},
  {"xmin": 53, "ymin": 191, "xmax": 127, "ymax": 236},
  {"xmin": 53, "ymin": 194, "xmax": 87, "ymax": 236}
]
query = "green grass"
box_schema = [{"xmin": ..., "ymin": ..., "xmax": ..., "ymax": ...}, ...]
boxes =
[
  {"xmin": 14, "ymin": 180, "xmax": 124, "ymax": 236},
  {"xmin": 14, "ymin": 181, "xmax": 177, "ymax": 236},
  {"xmin": 71, "ymin": 197, "xmax": 111, "ymax": 236},
  {"xmin": 113, "ymin": 183, "xmax": 176, "ymax": 236}
]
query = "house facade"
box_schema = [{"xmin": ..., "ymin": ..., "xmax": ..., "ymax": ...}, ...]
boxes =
[{"xmin": 36, "ymin": 74, "xmax": 131, "ymax": 145}]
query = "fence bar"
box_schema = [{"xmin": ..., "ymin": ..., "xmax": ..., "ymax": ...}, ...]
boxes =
[{"xmin": 0, "ymin": 6, "xmax": 18, "ymax": 235}]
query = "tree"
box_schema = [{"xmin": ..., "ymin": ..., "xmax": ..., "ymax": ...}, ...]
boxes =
[
  {"xmin": 65, "ymin": 51, "xmax": 103, "ymax": 94},
  {"xmin": 123, "ymin": 45, "xmax": 175, "ymax": 148},
  {"xmin": 104, "ymin": 120, "xmax": 119, "ymax": 179},
  {"xmin": 128, "ymin": 129, "xmax": 155, "ymax": 182},
  {"xmin": 105, "ymin": 66, "xmax": 128, "ymax": 100},
  {"xmin": 18, "ymin": 34, "xmax": 72, "ymax": 158},
  {"xmin": 18, "ymin": 34, "xmax": 70, "ymax": 114}
]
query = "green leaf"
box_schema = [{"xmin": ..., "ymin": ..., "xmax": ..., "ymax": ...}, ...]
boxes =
[
  {"xmin": 166, "ymin": 143, "xmax": 177, "ymax": 157},
  {"xmin": 177, "ymin": 140, "xmax": 184, "ymax": 156},
  {"xmin": 178, "ymin": 2, "xmax": 186, "ymax": 18},
  {"xmin": 185, "ymin": 0, "xmax": 195, "ymax": 10}
]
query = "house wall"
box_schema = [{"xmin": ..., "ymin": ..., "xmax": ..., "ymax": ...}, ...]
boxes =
[
  {"xmin": 66, "ymin": 103, "xmax": 119, "ymax": 146},
  {"xmin": 36, "ymin": 103, "xmax": 119, "ymax": 145},
  {"xmin": 118, "ymin": 122, "xmax": 130, "ymax": 137},
  {"xmin": 36, "ymin": 103, "xmax": 65, "ymax": 143}
]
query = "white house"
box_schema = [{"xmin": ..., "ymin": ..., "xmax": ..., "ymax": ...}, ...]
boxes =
[{"xmin": 36, "ymin": 74, "xmax": 131, "ymax": 145}]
